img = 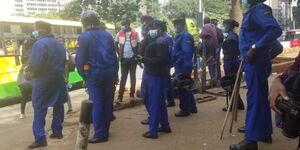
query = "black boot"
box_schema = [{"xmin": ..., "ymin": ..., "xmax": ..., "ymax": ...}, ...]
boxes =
[
  {"xmin": 28, "ymin": 142, "xmax": 48, "ymax": 149},
  {"xmin": 88, "ymin": 137, "xmax": 109, "ymax": 143},
  {"xmin": 237, "ymin": 126, "xmax": 246, "ymax": 133},
  {"xmin": 229, "ymin": 140, "xmax": 258, "ymax": 150},
  {"xmin": 49, "ymin": 133, "xmax": 63, "ymax": 139},
  {"xmin": 261, "ymin": 135, "xmax": 272, "ymax": 144},
  {"xmin": 141, "ymin": 118, "xmax": 149, "ymax": 125},
  {"xmin": 175, "ymin": 111, "xmax": 190, "ymax": 117}
]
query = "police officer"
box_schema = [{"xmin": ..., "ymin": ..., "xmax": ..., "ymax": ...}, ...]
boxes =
[
  {"xmin": 28, "ymin": 21, "xmax": 68, "ymax": 149},
  {"xmin": 222, "ymin": 19, "xmax": 245, "ymax": 111},
  {"xmin": 229, "ymin": 0, "xmax": 282, "ymax": 150},
  {"xmin": 172, "ymin": 18, "xmax": 197, "ymax": 117},
  {"xmin": 75, "ymin": 10, "xmax": 118, "ymax": 143},
  {"xmin": 137, "ymin": 20, "xmax": 171, "ymax": 139}
]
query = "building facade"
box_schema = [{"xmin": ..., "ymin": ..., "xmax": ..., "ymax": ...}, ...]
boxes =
[{"xmin": 12, "ymin": 0, "xmax": 71, "ymax": 16}]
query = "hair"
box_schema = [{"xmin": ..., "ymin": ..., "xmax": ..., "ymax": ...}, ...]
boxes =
[
  {"xmin": 57, "ymin": 36, "xmax": 65, "ymax": 40},
  {"xmin": 150, "ymin": 20, "xmax": 167, "ymax": 32},
  {"xmin": 141, "ymin": 15, "xmax": 154, "ymax": 23},
  {"xmin": 223, "ymin": 19, "xmax": 239, "ymax": 28},
  {"xmin": 204, "ymin": 17, "xmax": 211, "ymax": 24},
  {"xmin": 35, "ymin": 21, "xmax": 51, "ymax": 32},
  {"xmin": 121, "ymin": 19, "xmax": 131, "ymax": 26},
  {"xmin": 211, "ymin": 19, "xmax": 218, "ymax": 26}
]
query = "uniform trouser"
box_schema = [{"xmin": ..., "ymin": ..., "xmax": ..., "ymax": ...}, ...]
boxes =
[
  {"xmin": 20, "ymin": 87, "xmax": 31, "ymax": 114},
  {"xmin": 208, "ymin": 57, "xmax": 221, "ymax": 81},
  {"xmin": 243, "ymin": 56, "xmax": 272, "ymax": 141},
  {"xmin": 142, "ymin": 72, "xmax": 170, "ymax": 136},
  {"xmin": 32, "ymin": 104, "xmax": 64, "ymax": 143},
  {"xmin": 166, "ymin": 74, "xmax": 175, "ymax": 105},
  {"xmin": 223, "ymin": 59, "xmax": 244, "ymax": 108},
  {"xmin": 118, "ymin": 58, "xmax": 137, "ymax": 100},
  {"xmin": 87, "ymin": 67, "xmax": 114, "ymax": 138}
]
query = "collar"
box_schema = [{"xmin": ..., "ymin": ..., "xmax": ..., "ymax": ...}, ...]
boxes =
[{"xmin": 39, "ymin": 33, "xmax": 54, "ymax": 39}]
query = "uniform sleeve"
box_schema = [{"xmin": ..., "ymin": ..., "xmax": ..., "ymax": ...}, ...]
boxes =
[
  {"xmin": 28, "ymin": 42, "xmax": 47, "ymax": 77},
  {"xmin": 181, "ymin": 34, "xmax": 194, "ymax": 73},
  {"xmin": 75, "ymin": 35, "xmax": 89, "ymax": 80},
  {"xmin": 254, "ymin": 5, "xmax": 282, "ymax": 48},
  {"xmin": 279, "ymin": 52, "xmax": 300, "ymax": 82}
]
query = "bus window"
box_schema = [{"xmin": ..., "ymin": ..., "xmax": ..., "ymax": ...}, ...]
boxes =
[
  {"xmin": 0, "ymin": 41, "xmax": 5, "ymax": 55},
  {"xmin": 53, "ymin": 26, "xmax": 61, "ymax": 35},
  {"xmin": 76, "ymin": 27, "xmax": 82, "ymax": 34},
  {"xmin": 21, "ymin": 24, "xmax": 34, "ymax": 34}
]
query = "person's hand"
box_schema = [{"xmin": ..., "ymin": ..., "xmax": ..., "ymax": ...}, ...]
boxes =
[
  {"xmin": 135, "ymin": 55, "xmax": 143, "ymax": 61},
  {"xmin": 268, "ymin": 77, "xmax": 289, "ymax": 113},
  {"xmin": 113, "ymin": 77, "xmax": 119, "ymax": 85},
  {"xmin": 247, "ymin": 46, "xmax": 256, "ymax": 63}
]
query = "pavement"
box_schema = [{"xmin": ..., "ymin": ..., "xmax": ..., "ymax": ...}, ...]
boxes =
[{"xmin": 0, "ymin": 77, "xmax": 298, "ymax": 150}]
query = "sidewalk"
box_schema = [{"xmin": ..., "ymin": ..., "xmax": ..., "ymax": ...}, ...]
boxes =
[{"xmin": 0, "ymin": 85, "xmax": 298, "ymax": 150}]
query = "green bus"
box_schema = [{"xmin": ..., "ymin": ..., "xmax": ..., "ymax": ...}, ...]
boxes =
[{"xmin": 0, "ymin": 16, "xmax": 115, "ymax": 104}]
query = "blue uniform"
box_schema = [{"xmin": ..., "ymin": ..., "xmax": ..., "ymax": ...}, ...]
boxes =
[
  {"xmin": 141, "ymin": 35, "xmax": 171, "ymax": 136},
  {"xmin": 29, "ymin": 34, "xmax": 68, "ymax": 144},
  {"xmin": 222, "ymin": 31, "xmax": 244, "ymax": 108},
  {"xmin": 162, "ymin": 33, "xmax": 175, "ymax": 105},
  {"xmin": 172, "ymin": 30, "xmax": 197, "ymax": 113},
  {"xmin": 239, "ymin": 3, "xmax": 282, "ymax": 141},
  {"xmin": 75, "ymin": 29, "xmax": 118, "ymax": 139}
]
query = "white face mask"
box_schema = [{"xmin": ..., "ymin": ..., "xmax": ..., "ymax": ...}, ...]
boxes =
[
  {"xmin": 32, "ymin": 31, "xmax": 40, "ymax": 38},
  {"xmin": 148, "ymin": 29, "xmax": 158, "ymax": 38}
]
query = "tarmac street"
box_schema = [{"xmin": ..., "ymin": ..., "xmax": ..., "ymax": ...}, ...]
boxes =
[{"xmin": 0, "ymin": 77, "xmax": 298, "ymax": 150}]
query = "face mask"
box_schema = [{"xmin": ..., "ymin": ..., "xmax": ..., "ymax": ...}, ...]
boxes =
[
  {"xmin": 149, "ymin": 29, "xmax": 158, "ymax": 38},
  {"xmin": 121, "ymin": 26, "xmax": 127, "ymax": 30},
  {"xmin": 242, "ymin": 0, "xmax": 250, "ymax": 9},
  {"xmin": 174, "ymin": 28, "xmax": 183, "ymax": 34},
  {"xmin": 32, "ymin": 31, "xmax": 40, "ymax": 38},
  {"xmin": 223, "ymin": 28, "xmax": 229, "ymax": 33}
]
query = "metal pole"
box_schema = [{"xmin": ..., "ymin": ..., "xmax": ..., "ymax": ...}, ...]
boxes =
[
  {"xmin": 75, "ymin": 100, "xmax": 93, "ymax": 150},
  {"xmin": 199, "ymin": 0, "xmax": 202, "ymax": 12}
]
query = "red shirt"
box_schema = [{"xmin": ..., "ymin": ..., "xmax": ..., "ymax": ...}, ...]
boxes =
[{"xmin": 279, "ymin": 52, "xmax": 300, "ymax": 81}]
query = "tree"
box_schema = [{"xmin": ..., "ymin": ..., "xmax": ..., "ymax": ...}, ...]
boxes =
[
  {"xmin": 162, "ymin": 0, "xmax": 230, "ymax": 24},
  {"xmin": 230, "ymin": 0, "xmax": 243, "ymax": 32}
]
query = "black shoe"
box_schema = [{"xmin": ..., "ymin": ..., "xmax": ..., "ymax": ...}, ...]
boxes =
[
  {"xmin": 237, "ymin": 126, "xmax": 246, "ymax": 133},
  {"xmin": 222, "ymin": 106, "xmax": 230, "ymax": 112},
  {"xmin": 141, "ymin": 118, "xmax": 149, "ymax": 125},
  {"xmin": 222, "ymin": 106, "xmax": 244, "ymax": 112},
  {"xmin": 28, "ymin": 142, "xmax": 48, "ymax": 149},
  {"xmin": 190, "ymin": 109, "xmax": 198, "ymax": 114},
  {"xmin": 229, "ymin": 140, "xmax": 258, "ymax": 150},
  {"xmin": 116, "ymin": 99, "xmax": 122, "ymax": 105},
  {"xmin": 111, "ymin": 114, "xmax": 116, "ymax": 121},
  {"xmin": 88, "ymin": 137, "xmax": 109, "ymax": 143},
  {"xmin": 66, "ymin": 109, "xmax": 73, "ymax": 115},
  {"xmin": 142, "ymin": 132, "xmax": 158, "ymax": 139},
  {"xmin": 175, "ymin": 111, "xmax": 190, "ymax": 117},
  {"xmin": 49, "ymin": 133, "xmax": 63, "ymax": 139},
  {"xmin": 238, "ymin": 105, "xmax": 245, "ymax": 110},
  {"xmin": 158, "ymin": 128, "xmax": 172, "ymax": 133},
  {"xmin": 167, "ymin": 103, "xmax": 175, "ymax": 107},
  {"xmin": 261, "ymin": 135, "xmax": 272, "ymax": 144}
]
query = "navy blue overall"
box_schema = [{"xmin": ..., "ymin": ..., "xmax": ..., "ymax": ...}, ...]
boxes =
[
  {"xmin": 75, "ymin": 29, "xmax": 118, "ymax": 139},
  {"xmin": 29, "ymin": 34, "xmax": 68, "ymax": 144},
  {"xmin": 141, "ymin": 35, "xmax": 170, "ymax": 136},
  {"xmin": 172, "ymin": 30, "xmax": 197, "ymax": 114},
  {"xmin": 239, "ymin": 3, "xmax": 282, "ymax": 141},
  {"xmin": 222, "ymin": 31, "xmax": 244, "ymax": 108}
]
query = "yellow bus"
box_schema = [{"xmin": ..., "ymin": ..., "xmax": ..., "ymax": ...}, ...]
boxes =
[{"xmin": 0, "ymin": 16, "xmax": 114, "ymax": 103}]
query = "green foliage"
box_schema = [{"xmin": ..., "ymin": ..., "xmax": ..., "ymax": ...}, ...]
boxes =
[
  {"xmin": 59, "ymin": 0, "xmax": 83, "ymax": 21},
  {"xmin": 163, "ymin": 0, "xmax": 230, "ymax": 24}
]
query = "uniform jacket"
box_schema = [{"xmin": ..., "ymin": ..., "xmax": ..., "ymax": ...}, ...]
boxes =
[
  {"xmin": 162, "ymin": 33, "xmax": 174, "ymax": 68},
  {"xmin": 29, "ymin": 34, "xmax": 68, "ymax": 108},
  {"xmin": 239, "ymin": 3, "xmax": 282, "ymax": 57},
  {"xmin": 172, "ymin": 30, "xmax": 194, "ymax": 73},
  {"xmin": 222, "ymin": 31, "xmax": 240, "ymax": 61},
  {"xmin": 75, "ymin": 29, "xmax": 118, "ymax": 80}
]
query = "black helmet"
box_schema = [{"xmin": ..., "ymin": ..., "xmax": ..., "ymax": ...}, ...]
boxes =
[
  {"xmin": 172, "ymin": 73, "xmax": 194, "ymax": 90},
  {"xmin": 81, "ymin": 10, "xmax": 100, "ymax": 29},
  {"xmin": 220, "ymin": 75, "xmax": 235, "ymax": 91}
]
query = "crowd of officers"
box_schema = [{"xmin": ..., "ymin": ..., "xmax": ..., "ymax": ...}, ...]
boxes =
[{"xmin": 17, "ymin": 0, "xmax": 299, "ymax": 150}]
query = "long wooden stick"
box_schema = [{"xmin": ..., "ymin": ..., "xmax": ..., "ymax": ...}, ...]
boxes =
[{"xmin": 220, "ymin": 59, "xmax": 243, "ymax": 140}]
